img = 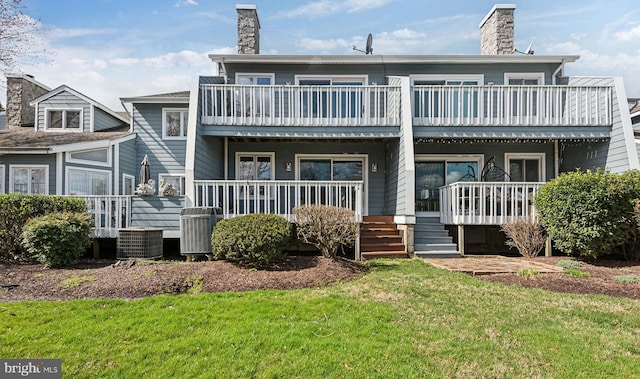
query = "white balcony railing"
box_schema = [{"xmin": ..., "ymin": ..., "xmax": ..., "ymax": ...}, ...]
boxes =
[
  {"xmin": 73, "ymin": 195, "xmax": 132, "ymax": 238},
  {"xmin": 193, "ymin": 180, "xmax": 364, "ymax": 222},
  {"xmin": 440, "ymin": 182, "xmax": 544, "ymax": 225},
  {"xmin": 413, "ymin": 85, "xmax": 612, "ymax": 126},
  {"xmin": 200, "ymin": 84, "xmax": 400, "ymax": 127}
]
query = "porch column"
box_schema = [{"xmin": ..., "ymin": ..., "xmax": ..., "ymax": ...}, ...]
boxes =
[{"xmin": 458, "ymin": 225, "xmax": 465, "ymax": 256}]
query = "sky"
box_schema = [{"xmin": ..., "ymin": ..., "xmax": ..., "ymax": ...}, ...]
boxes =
[{"xmin": 5, "ymin": 0, "xmax": 640, "ymax": 110}]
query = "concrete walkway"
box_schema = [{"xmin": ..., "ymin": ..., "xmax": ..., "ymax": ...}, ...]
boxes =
[{"xmin": 423, "ymin": 256, "xmax": 564, "ymax": 276}]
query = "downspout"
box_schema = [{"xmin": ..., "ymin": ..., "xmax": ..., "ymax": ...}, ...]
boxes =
[
  {"xmin": 554, "ymin": 140, "xmax": 559, "ymax": 178},
  {"xmin": 219, "ymin": 59, "xmax": 228, "ymax": 83},
  {"xmin": 224, "ymin": 137, "xmax": 229, "ymax": 180},
  {"xmin": 552, "ymin": 59, "xmax": 566, "ymax": 85}
]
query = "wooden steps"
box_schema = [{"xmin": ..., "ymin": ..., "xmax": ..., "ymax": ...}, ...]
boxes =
[{"xmin": 360, "ymin": 216, "xmax": 407, "ymax": 260}]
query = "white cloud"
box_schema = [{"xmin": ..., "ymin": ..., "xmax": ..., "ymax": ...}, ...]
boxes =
[
  {"xmin": 277, "ymin": 0, "xmax": 390, "ymax": 19},
  {"xmin": 175, "ymin": 0, "xmax": 198, "ymax": 7},
  {"xmin": 47, "ymin": 27, "xmax": 119, "ymax": 40},
  {"xmin": 614, "ymin": 25, "xmax": 640, "ymax": 42},
  {"xmin": 297, "ymin": 38, "xmax": 350, "ymax": 52}
]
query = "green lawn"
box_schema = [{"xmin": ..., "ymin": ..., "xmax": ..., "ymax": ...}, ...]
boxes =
[{"xmin": 1, "ymin": 259, "xmax": 639, "ymax": 378}]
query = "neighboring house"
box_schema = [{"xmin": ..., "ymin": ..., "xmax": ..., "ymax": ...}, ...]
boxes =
[
  {"xmin": 0, "ymin": 74, "xmax": 136, "ymax": 236},
  {"xmin": 2, "ymin": 4, "xmax": 639, "ymax": 259}
]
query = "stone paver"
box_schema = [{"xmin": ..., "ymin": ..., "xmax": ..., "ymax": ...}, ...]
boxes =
[{"xmin": 423, "ymin": 256, "xmax": 564, "ymax": 276}]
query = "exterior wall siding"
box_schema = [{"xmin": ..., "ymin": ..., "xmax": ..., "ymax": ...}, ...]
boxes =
[
  {"xmin": 384, "ymin": 138, "xmax": 401, "ymax": 215},
  {"xmin": 118, "ymin": 139, "xmax": 137, "ymax": 194},
  {"xmin": 1, "ymin": 154, "xmax": 56, "ymax": 194},
  {"xmin": 130, "ymin": 196, "xmax": 184, "ymax": 238},
  {"xmin": 226, "ymin": 140, "xmax": 387, "ymax": 215},
  {"xmin": 93, "ymin": 107, "xmax": 124, "ymax": 131},
  {"xmin": 194, "ymin": 136, "xmax": 223, "ymax": 180},
  {"xmin": 36, "ymin": 91, "xmax": 92, "ymax": 132},
  {"xmin": 133, "ymin": 103, "xmax": 188, "ymax": 184}
]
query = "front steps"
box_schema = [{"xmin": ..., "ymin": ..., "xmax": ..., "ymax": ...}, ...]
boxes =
[
  {"xmin": 414, "ymin": 216, "xmax": 460, "ymax": 258},
  {"xmin": 360, "ymin": 216, "xmax": 407, "ymax": 260}
]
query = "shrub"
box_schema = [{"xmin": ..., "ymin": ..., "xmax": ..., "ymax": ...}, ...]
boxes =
[
  {"xmin": 293, "ymin": 205, "xmax": 359, "ymax": 259},
  {"xmin": 555, "ymin": 260, "xmax": 583, "ymax": 269},
  {"xmin": 0, "ymin": 194, "xmax": 87, "ymax": 263},
  {"xmin": 501, "ymin": 218, "xmax": 546, "ymax": 258},
  {"xmin": 211, "ymin": 214, "xmax": 292, "ymax": 268},
  {"xmin": 534, "ymin": 169, "xmax": 640, "ymax": 260},
  {"xmin": 21, "ymin": 212, "xmax": 92, "ymax": 268},
  {"xmin": 563, "ymin": 269, "xmax": 590, "ymax": 278},
  {"xmin": 517, "ymin": 268, "xmax": 540, "ymax": 279}
]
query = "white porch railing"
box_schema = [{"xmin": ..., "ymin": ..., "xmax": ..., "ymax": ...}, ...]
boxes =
[
  {"xmin": 193, "ymin": 180, "xmax": 364, "ymax": 222},
  {"xmin": 413, "ymin": 85, "xmax": 612, "ymax": 126},
  {"xmin": 73, "ymin": 195, "xmax": 132, "ymax": 238},
  {"xmin": 439, "ymin": 182, "xmax": 544, "ymax": 225},
  {"xmin": 200, "ymin": 84, "xmax": 400, "ymax": 127}
]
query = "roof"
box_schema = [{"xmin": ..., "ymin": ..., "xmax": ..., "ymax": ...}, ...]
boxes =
[
  {"xmin": 208, "ymin": 54, "xmax": 580, "ymax": 65},
  {"xmin": 120, "ymin": 91, "xmax": 190, "ymax": 104},
  {"xmin": 30, "ymin": 85, "xmax": 129, "ymax": 125},
  {"xmin": 0, "ymin": 128, "xmax": 133, "ymax": 154}
]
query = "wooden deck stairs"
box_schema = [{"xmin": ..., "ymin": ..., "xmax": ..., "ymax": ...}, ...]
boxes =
[{"xmin": 360, "ymin": 216, "xmax": 407, "ymax": 260}]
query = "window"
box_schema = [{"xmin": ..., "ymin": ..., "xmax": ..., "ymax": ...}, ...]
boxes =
[
  {"xmin": 67, "ymin": 168, "xmax": 110, "ymax": 195},
  {"xmin": 10, "ymin": 165, "xmax": 48, "ymax": 194},
  {"xmin": 411, "ymin": 75, "xmax": 483, "ymax": 119},
  {"xmin": 67, "ymin": 148, "xmax": 111, "ymax": 166},
  {"xmin": 505, "ymin": 153, "xmax": 545, "ymax": 182},
  {"xmin": 46, "ymin": 109, "xmax": 81, "ymax": 131},
  {"xmin": 158, "ymin": 174, "xmax": 185, "ymax": 196},
  {"xmin": 162, "ymin": 108, "xmax": 188, "ymax": 139},
  {"xmin": 123, "ymin": 174, "xmax": 135, "ymax": 195},
  {"xmin": 0, "ymin": 165, "xmax": 4, "ymax": 194},
  {"xmin": 415, "ymin": 155, "xmax": 483, "ymax": 213},
  {"xmin": 235, "ymin": 74, "xmax": 274, "ymax": 117},
  {"xmin": 504, "ymin": 73, "xmax": 544, "ymax": 85},
  {"xmin": 295, "ymin": 76, "xmax": 367, "ymax": 118},
  {"xmin": 236, "ymin": 153, "xmax": 274, "ymax": 180}
]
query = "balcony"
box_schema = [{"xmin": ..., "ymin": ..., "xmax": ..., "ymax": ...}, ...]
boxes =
[
  {"xmin": 73, "ymin": 195, "xmax": 131, "ymax": 238},
  {"xmin": 193, "ymin": 180, "xmax": 364, "ymax": 222},
  {"xmin": 200, "ymin": 84, "xmax": 400, "ymax": 127},
  {"xmin": 439, "ymin": 182, "xmax": 543, "ymax": 225},
  {"xmin": 413, "ymin": 85, "xmax": 612, "ymax": 127}
]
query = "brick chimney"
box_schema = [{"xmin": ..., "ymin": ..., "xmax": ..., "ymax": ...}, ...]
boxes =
[
  {"xmin": 5, "ymin": 73, "xmax": 50, "ymax": 129},
  {"xmin": 237, "ymin": 4, "xmax": 260, "ymax": 54},
  {"xmin": 480, "ymin": 4, "xmax": 515, "ymax": 55}
]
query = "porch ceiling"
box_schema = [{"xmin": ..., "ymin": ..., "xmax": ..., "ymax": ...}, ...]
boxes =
[{"xmin": 200, "ymin": 126, "xmax": 400, "ymax": 139}]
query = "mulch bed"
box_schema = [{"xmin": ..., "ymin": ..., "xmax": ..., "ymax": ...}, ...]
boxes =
[
  {"xmin": 477, "ymin": 257, "xmax": 640, "ymax": 299},
  {"xmin": 0, "ymin": 256, "xmax": 368, "ymax": 302}
]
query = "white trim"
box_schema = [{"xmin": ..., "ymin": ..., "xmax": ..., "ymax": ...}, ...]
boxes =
[
  {"xmin": 56, "ymin": 153, "xmax": 63, "ymax": 195},
  {"xmin": 48, "ymin": 133, "xmax": 136, "ymax": 153},
  {"xmin": 89, "ymin": 104, "xmax": 95, "ymax": 132},
  {"xmin": 65, "ymin": 166, "xmax": 112, "ymax": 196},
  {"xmin": 157, "ymin": 173, "xmax": 186, "ymax": 196},
  {"xmin": 479, "ymin": 4, "xmax": 516, "ymax": 28},
  {"xmin": 235, "ymin": 152, "xmax": 276, "ymax": 180},
  {"xmin": 613, "ymin": 77, "xmax": 640, "ymax": 170},
  {"xmin": 66, "ymin": 147, "xmax": 112, "ymax": 167},
  {"xmin": 504, "ymin": 152, "xmax": 546, "ymax": 182},
  {"xmin": 9, "ymin": 164, "xmax": 50, "ymax": 195},
  {"xmin": 504, "ymin": 72, "xmax": 545, "ymax": 85},
  {"xmin": 0, "ymin": 164, "xmax": 5, "ymax": 194},
  {"xmin": 235, "ymin": 73, "xmax": 275, "ymax": 84},
  {"xmin": 44, "ymin": 108, "xmax": 84, "ymax": 132},
  {"xmin": 113, "ymin": 143, "xmax": 120, "ymax": 195},
  {"xmin": 122, "ymin": 173, "xmax": 135, "ymax": 195},
  {"xmin": 294, "ymin": 74, "xmax": 368, "ymax": 85},
  {"xmin": 120, "ymin": 96, "xmax": 189, "ymax": 104},
  {"xmin": 294, "ymin": 153, "xmax": 369, "ymax": 214},
  {"xmin": 162, "ymin": 107, "xmax": 189, "ymax": 140},
  {"xmin": 410, "ymin": 74, "xmax": 484, "ymax": 85},
  {"xmin": 184, "ymin": 81, "xmax": 200, "ymax": 207}
]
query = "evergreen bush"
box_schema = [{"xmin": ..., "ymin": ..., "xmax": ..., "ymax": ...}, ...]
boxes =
[
  {"xmin": 211, "ymin": 214, "xmax": 292, "ymax": 268},
  {"xmin": 21, "ymin": 212, "xmax": 92, "ymax": 268}
]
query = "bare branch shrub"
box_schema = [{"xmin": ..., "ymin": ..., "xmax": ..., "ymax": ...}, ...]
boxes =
[
  {"xmin": 293, "ymin": 205, "xmax": 359, "ymax": 259},
  {"xmin": 501, "ymin": 218, "xmax": 546, "ymax": 258}
]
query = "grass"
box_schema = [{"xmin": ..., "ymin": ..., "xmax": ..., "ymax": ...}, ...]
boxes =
[
  {"xmin": 615, "ymin": 275, "xmax": 640, "ymax": 283},
  {"xmin": 516, "ymin": 268, "xmax": 540, "ymax": 279},
  {"xmin": 1, "ymin": 259, "xmax": 639, "ymax": 378},
  {"xmin": 556, "ymin": 259, "xmax": 583, "ymax": 269},
  {"xmin": 57, "ymin": 275, "xmax": 96, "ymax": 289},
  {"xmin": 563, "ymin": 269, "xmax": 591, "ymax": 278}
]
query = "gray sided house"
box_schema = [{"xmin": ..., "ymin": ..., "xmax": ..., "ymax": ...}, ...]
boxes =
[
  {"xmin": 0, "ymin": 74, "xmax": 135, "ymax": 237},
  {"xmin": 180, "ymin": 4, "xmax": 639, "ymax": 259}
]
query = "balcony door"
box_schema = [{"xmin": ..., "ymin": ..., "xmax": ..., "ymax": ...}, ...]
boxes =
[
  {"xmin": 412, "ymin": 75, "xmax": 483, "ymax": 120},
  {"xmin": 295, "ymin": 76, "xmax": 367, "ymax": 119},
  {"xmin": 415, "ymin": 156, "xmax": 481, "ymax": 215}
]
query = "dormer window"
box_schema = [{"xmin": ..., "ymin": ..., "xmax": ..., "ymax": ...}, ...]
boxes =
[{"xmin": 46, "ymin": 109, "xmax": 81, "ymax": 131}]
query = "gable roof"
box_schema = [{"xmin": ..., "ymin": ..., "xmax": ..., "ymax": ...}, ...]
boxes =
[
  {"xmin": 0, "ymin": 128, "xmax": 133, "ymax": 154},
  {"xmin": 30, "ymin": 85, "xmax": 130, "ymax": 124}
]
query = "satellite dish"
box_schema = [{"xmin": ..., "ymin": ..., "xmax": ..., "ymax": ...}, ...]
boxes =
[
  {"xmin": 514, "ymin": 39, "xmax": 535, "ymax": 55},
  {"xmin": 353, "ymin": 33, "xmax": 373, "ymax": 55}
]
